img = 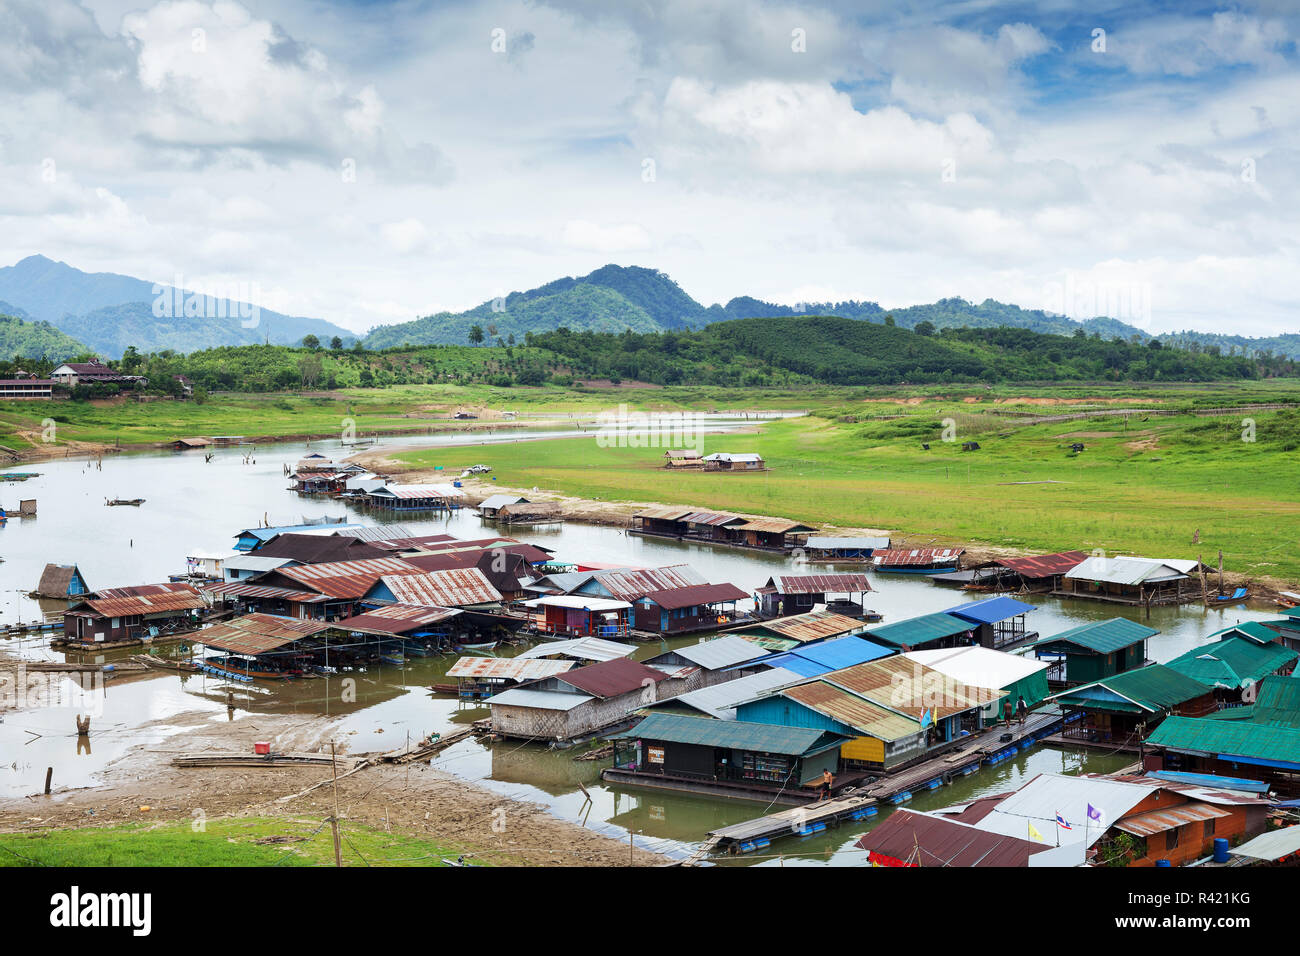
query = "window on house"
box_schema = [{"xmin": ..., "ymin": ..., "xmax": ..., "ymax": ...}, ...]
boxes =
[
  {"xmin": 1166, "ymin": 826, "xmax": 1180, "ymax": 849},
  {"xmin": 1203, "ymin": 819, "xmax": 1216, "ymax": 838}
]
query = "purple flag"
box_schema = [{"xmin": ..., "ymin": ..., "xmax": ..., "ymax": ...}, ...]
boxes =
[{"xmin": 1087, "ymin": 803, "xmax": 1101, "ymax": 821}]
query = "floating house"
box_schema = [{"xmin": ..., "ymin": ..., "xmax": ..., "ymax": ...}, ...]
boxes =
[
  {"xmin": 1031, "ymin": 617, "xmax": 1158, "ymax": 686},
  {"xmin": 486, "ymin": 657, "xmax": 675, "ymax": 743},
  {"xmin": 856, "ymin": 808, "xmax": 1059, "ymax": 868},
  {"xmin": 366, "ymin": 483, "xmax": 465, "ymax": 512},
  {"xmin": 1049, "ymin": 664, "xmax": 1218, "ymax": 747},
  {"xmin": 476, "ymin": 494, "xmax": 530, "ymax": 518},
  {"xmin": 702, "ymin": 452, "xmax": 765, "ymax": 471},
  {"xmin": 253, "ymin": 533, "xmax": 389, "ymax": 564},
  {"xmin": 872, "ymin": 547, "xmax": 964, "ymax": 574},
  {"xmin": 33, "ymin": 563, "xmax": 91, "ymax": 600},
  {"xmin": 755, "ymin": 572, "xmax": 873, "ymax": 618},
  {"xmin": 522, "ymin": 595, "xmax": 631, "ymax": 639},
  {"xmin": 1165, "ymin": 635, "xmax": 1297, "ymax": 703},
  {"xmin": 1143, "ymin": 677, "xmax": 1300, "ymax": 794},
  {"xmin": 987, "ymin": 550, "xmax": 1089, "ymax": 592},
  {"xmin": 629, "ymin": 506, "xmax": 696, "ymax": 538},
  {"xmin": 202, "ymin": 580, "xmax": 331, "ymax": 619},
  {"xmin": 369, "ymin": 567, "xmax": 504, "ymax": 610},
  {"xmin": 606, "ymin": 713, "xmax": 848, "ymax": 801},
  {"xmin": 631, "ymin": 583, "xmax": 750, "ymax": 635},
  {"xmin": 253, "ymin": 556, "xmax": 421, "ymax": 619},
  {"xmin": 941, "ymin": 596, "xmax": 1038, "ymax": 650},
  {"xmin": 729, "ymin": 609, "xmax": 869, "ymax": 652},
  {"xmin": 803, "ymin": 536, "xmax": 891, "ymax": 562},
  {"xmin": 933, "ymin": 771, "xmax": 1270, "ymax": 867},
  {"xmin": 193, "ymin": 613, "xmax": 332, "ymax": 681},
  {"xmin": 1055, "ymin": 555, "xmax": 1207, "ymax": 606},
  {"xmin": 63, "ymin": 583, "xmax": 205, "ymax": 645},
  {"xmin": 169, "ymin": 437, "xmax": 211, "ymax": 451},
  {"xmin": 730, "ymin": 518, "xmax": 817, "ymax": 551},
  {"xmin": 628, "ymin": 507, "xmax": 813, "ymax": 552},
  {"xmin": 221, "ymin": 554, "xmax": 296, "ymax": 581},
  {"xmin": 902, "ymin": 645, "xmax": 1051, "ymax": 724},
  {"xmin": 736, "ymin": 655, "xmax": 1003, "ymax": 770}
]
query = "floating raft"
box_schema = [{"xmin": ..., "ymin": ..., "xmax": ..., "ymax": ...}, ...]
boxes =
[
  {"xmin": 172, "ymin": 752, "xmax": 362, "ymax": 770},
  {"xmin": 378, "ymin": 726, "xmax": 480, "ymax": 764}
]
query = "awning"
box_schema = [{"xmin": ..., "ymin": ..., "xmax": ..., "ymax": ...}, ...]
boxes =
[{"xmin": 1113, "ymin": 803, "xmax": 1229, "ymax": 838}]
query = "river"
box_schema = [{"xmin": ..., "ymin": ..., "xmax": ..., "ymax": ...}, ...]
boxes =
[{"xmin": 0, "ymin": 421, "xmax": 1279, "ymax": 863}]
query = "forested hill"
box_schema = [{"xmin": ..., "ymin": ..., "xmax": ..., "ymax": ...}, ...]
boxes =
[
  {"xmin": 364, "ymin": 263, "xmax": 1300, "ymax": 359},
  {"xmin": 523, "ymin": 316, "xmax": 1271, "ymax": 386},
  {"xmin": 0, "ymin": 313, "xmax": 92, "ymax": 362}
]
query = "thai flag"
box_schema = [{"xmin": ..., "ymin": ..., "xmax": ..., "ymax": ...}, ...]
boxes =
[{"xmin": 1056, "ymin": 812, "xmax": 1072, "ymax": 830}]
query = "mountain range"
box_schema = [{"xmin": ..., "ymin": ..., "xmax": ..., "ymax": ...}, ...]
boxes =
[
  {"xmin": 0, "ymin": 255, "xmax": 355, "ymax": 358},
  {"xmin": 1, "ymin": 255, "xmax": 1296, "ymax": 362}
]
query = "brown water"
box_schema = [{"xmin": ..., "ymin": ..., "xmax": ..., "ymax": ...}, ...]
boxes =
[{"xmin": 0, "ymin": 428, "xmax": 1280, "ymax": 863}]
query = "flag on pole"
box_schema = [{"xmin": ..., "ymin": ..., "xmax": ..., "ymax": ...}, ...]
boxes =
[
  {"xmin": 1087, "ymin": 803, "xmax": 1101, "ymax": 822},
  {"xmin": 920, "ymin": 708, "xmax": 932, "ymax": 729},
  {"xmin": 1027, "ymin": 821, "xmax": 1046, "ymax": 844},
  {"xmin": 1056, "ymin": 811, "xmax": 1072, "ymax": 830}
]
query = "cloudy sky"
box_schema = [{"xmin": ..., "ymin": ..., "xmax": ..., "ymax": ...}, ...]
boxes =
[{"xmin": 1, "ymin": 0, "xmax": 1296, "ymax": 335}]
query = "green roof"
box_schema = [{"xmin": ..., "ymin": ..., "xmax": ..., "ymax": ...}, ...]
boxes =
[
  {"xmin": 865, "ymin": 612, "xmax": 973, "ymax": 649},
  {"xmin": 1203, "ymin": 704, "xmax": 1256, "ymax": 721},
  {"xmin": 1146, "ymin": 715, "xmax": 1300, "ymax": 768},
  {"xmin": 614, "ymin": 712, "xmax": 847, "ymax": 756},
  {"xmin": 1052, "ymin": 664, "xmax": 1211, "ymax": 713},
  {"xmin": 1166, "ymin": 637, "xmax": 1299, "ymax": 690},
  {"xmin": 1034, "ymin": 617, "xmax": 1158, "ymax": 655},
  {"xmin": 1208, "ymin": 620, "xmax": 1288, "ymax": 646},
  {"xmin": 1253, "ymin": 676, "xmax": 1300, "ymax": 729}
]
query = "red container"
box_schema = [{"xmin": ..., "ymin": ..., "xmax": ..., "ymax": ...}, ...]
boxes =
[{"xmin": 254, "ymin": 741, "xmax": 271, "ymax": 755}]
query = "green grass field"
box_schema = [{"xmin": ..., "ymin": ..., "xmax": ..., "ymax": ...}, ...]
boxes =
[
  {"xmin": 0, "ymin": 816, "xmax": 483, "ymax": 867},
  {"xmin": 393, "ymin": 387, "xmax": 1300, "ymax": 585}
]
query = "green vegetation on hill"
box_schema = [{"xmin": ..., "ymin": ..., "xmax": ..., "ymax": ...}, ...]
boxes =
[
  {"xmin": 0, "ymin": 314, "xmax": 91, "ymax": 363},
  {"xmin": 523, "ymin": 317, "xmax": 1272, "ymax": 385}
]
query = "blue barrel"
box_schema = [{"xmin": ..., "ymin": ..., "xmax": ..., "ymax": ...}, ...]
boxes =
[
  {"xmin": 1213, "ymin": 838, "xmax": 1230, "ymax": 863},
  {"xmin": 1155, "ymin": 859, "xmax": 1171, "ymax": 867}
]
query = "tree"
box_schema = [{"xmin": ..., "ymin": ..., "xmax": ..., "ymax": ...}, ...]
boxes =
[
  {"xmin": 330, "ymin": 336, "xmax": 343, "ymax": 351},
  {"xmin": 301, "ymin": 334, "xmax": 321, "ymax": 350},
  {"xmin": 914, "ymin": 320, "xmax": 935, "ymax": 336},
  {"xmin": 468, "ymin": 324, "xmax": 485, "ymax": 346},
  {"xmin": 883, "ymin": 314, "xmax": 896, "ymax": 327}
]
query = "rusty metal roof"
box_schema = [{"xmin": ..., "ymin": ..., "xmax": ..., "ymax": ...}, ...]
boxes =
[
  {"xmin": 276, "ymin": 557, "xmax": 420, "ymax": 598},
  {"xmin": 873, "ymin": 548, "xmax": 965, "ymax": 566},
  {"xmin": 733, "ymin": 609, "xmax": 866, "ymax": 644},
  {"xmin": 73, "ymin": 583, "xmax": 205, "ymax": 618},
  {"xmin": 766, "ymin": 573, "xmax": 873, "ymax": 594},
  {"xmin": 639, "ymin": 582, "xmax": 748, "ymax": 610},
  {"xmin": 733, "ymin": 518, "xmax": 817, "ymax": 534},
  {"xmin": 335, "ymin": 603, "xmax": 462, "ymax": 636},
  {"xmin": 824, "ymin": 656, "xmax": 1003, "ymax": 720},
  {"xmin": 1113, "ymin": 803, "xmax": 1230, "ymax": 838},
  {"xmin": 782, "ymin": 681, "xmax": 921, "ymax": 740},
  {"xmin": 995, "ymin": 550, "xmax": 1089, "ymax": 578},
  {"xmin": 202, "ymin": 582, "xmax": 329, "ymax": 603},
  {"xmin": 681, "ymin": 510, "xmax": 745, "ymax": 527},
  {"xmin": 856, "ymin": 808, "xmax": 1050, "ymax": 867},
  {"xmin": 632, "ymin": 506, "xmax": 696, "ymax": 520},
  {"xmin": 380, "ymin": 568, "xmax": 503, "ymax": 607},
  {"xmin": 446, "ymin": 657, "xmax": 576, "ymax": 680},
  {"xmin": 592, "ymin": 565, "xmax": 707, "ymax": 601},
  {"xmin": 558, "ymin": 657, "xmax": 671, "ymax": 699},
  {"xmin": 196, "ymin": 613, "xmax": 330, "ymax": 655}
]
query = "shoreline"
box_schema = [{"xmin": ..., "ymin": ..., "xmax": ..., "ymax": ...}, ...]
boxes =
[{"xmin": 352, "ymin": 443, "xmax": 1299, "ymax": 599}]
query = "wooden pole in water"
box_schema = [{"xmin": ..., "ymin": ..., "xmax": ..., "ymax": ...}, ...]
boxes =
[
  {"xmin": 44, "ymin": 767, "xmax": 52, "ymax": 795},
  {"xmin": 330, "ymin": 741, "xmax": 343, "ymax": 868},
  {"xmin": 1218, "ymin": 550, "xmax": 1224, "ymax": 595}
]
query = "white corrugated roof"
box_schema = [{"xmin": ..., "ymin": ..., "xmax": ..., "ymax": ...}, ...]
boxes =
[
  {"xmin": 523, "ymin": 595, "xmax": 632, "ymax": 612},
  {"xmin": 1064, "ymin": 556, "xmax": 1192, "ymax": 585},
  {"xmin": 973, "ymin": 773, "xmax": 1155, "ymax": 848},
  {"xmin": 670, "ymin": 634, "xmax": 769, "ymax": 670},
  {"xmin": 484, "ymin": 688, "xmax": 593, "ymax": 711},
  {"xmin": 1229, "ymin": 826, "xmax": 1300, "ymax": 861},
  {"xmin": 903, "ymin": 646, "xmax": 1049, "ymax": 690},
  {"xmin": 515, "ymin": 636, "xmax": 637, "ymax": 662},
  {"xmin": 805, "ymin": 536, "xmax": 891, "ymax": 550}
]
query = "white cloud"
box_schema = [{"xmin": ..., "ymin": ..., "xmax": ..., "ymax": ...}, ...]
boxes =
[
  {"xmin": 381, "ymin": 218, "xmax": 430, "ymax": 254},
  {"xmin": 561, "ymin": 220, "xmax": 653, "ymax": 252}
]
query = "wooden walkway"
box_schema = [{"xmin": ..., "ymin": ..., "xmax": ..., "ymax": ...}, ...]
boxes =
[{"xmin": 378, "ymin": 725, "xmax": 480, "ymax": 764}]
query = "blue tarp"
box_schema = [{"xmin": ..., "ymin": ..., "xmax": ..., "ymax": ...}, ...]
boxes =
[
  {"xmin": 944, "ymin": 596, "xmax": 1036, "ymax": 625},
  {"xmin": 1149, "ymin": 770, "xmax": 1270, "ymax": 794},
  {"xmin": 756, "ymin": 635, "xmax": 894, "ymax": 677}
]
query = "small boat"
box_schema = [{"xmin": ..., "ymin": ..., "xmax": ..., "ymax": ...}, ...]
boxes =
[
  {"xmin": 106, "ymin": 497, "xmax": 146, "ymax": 506},
  {"xmin": 379, "ymin": 651, "xmax": 406, "ymax": 666},
  {"xmin": 456, "ymin": 641, "xmax": 498, "ymax": 651},
  {"xmin": 0, "ymin": 472, "xmax": 40, "ymax": 481},
  {"xmin": 1207, "ymin": 587, "xmax": 1249, "ymax": 607},
  {"xmin": 1277, "ymin": 591, "xmax": 1300, "ymax": 609}
]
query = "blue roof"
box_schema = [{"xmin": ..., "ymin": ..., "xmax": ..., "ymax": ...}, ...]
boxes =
[
  {"xmin": 754, "ymin": 635, "xmax": 894, "ymax": 676},
  {"xmin": 945, "ymin": 596, "xmax": 1036, "ymax": 625},
  {"xmin": 235, "ymin": 523, "xmax": 362, "ymax": 543},
  {"xmin": 1147, "ymin": 770, "xmax": 1271, "ymax": 794}
]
